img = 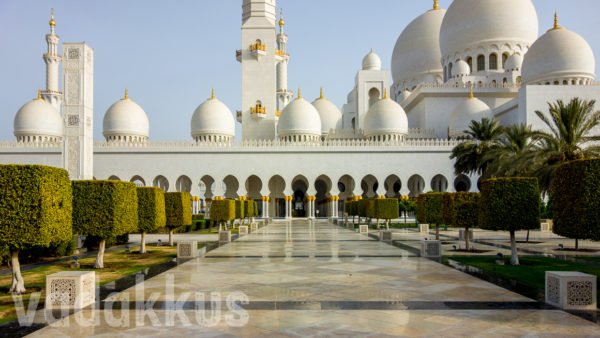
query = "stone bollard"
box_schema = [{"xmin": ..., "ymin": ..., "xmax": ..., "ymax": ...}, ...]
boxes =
[
  {"xmin": 219, "ymin": 230, "xmax": 232, "ymax": 243},
  {"xmin": 420, "ymin": 240, "xmax": 442, "ymax": 258},
  {"xmin": 177, "ymin": 240, "xmax": 198, "ymax": 259},
  {"xmin": 46, "ymin": 271, "xmax": 95, "ymax": 310},
  {"xmin": 239, "ymin": 225, "xmax": 249, "ymax": 236},
  {"xmin": 359, "ymin": 225, "xmax": 369, "ymax": 234},
  {"xmin": 459, "ymin": 229, "xmax": 473, "ymax": 241},
  {"xmin": 419, "ymin": 224, "xmax": 429, "ymax": 234},
  {"xmin": 380, "ymin": 230, "xmax": 393, "ymax": 242},
  {"xmin": 540, "ymin": 222, "xmax": 553, "ymax": 232},
  {"xmin": 545, "ymin": 271, "xmax": 597, "ymax": 310},
  {"xmin": 250, "ymin": 222, "xmax": 258, "ymax": 232}
]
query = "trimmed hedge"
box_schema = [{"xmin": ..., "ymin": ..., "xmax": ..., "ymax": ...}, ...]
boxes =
[
  {"xmin": 442, "ymin": 193, "xmax": 455, "ymax": 225},
  {"xmin": 345, "ymin": 201, "xmax": 357, "ymax": 216},
  {"xmin": 452, "ymin": 192, "xmax": 480, "ymax": 228},
  {"xmin": 479, "ymin": 178, "xmax": 540, "ymax": 232},
  {"xmin": 210, "ymin": 199, "xmax": 236, "ymax": 225},
  {"xmin": 164, "ymin": 192, "xmax": 193, "ymax": 229},
  {"xmin": 0, "ymin": 165, "xmax": 73, "ymax": 250},
  {"xmin": 72, "ymin": 180, "xmax": 138, "ymax": 239},
  {"xmin": 358, "ymin": 199, "xmax": 367, "ymax": 218},
  {"xmin": 235, "ymin": 200, "xmax": 245, "ymax": 220},
  {"xmin": 137, "ymin": 187, "xmax": 166, "ymax": 234},
  {"xmin": 374, "ymin": 198, "xmax": 399, "ymax": 220},
  {"xmin": 551, "ymin": 159, "xmax": 600, "ymax": 242},
  {"xmin": 416, "ymin": 193, "xmax": 444, "ymax": 224},
  {"xmin": 244, "ymin": 200, "xmax": 254, "ymax": 218},
  {"xmin": 366, "ymin": 199, "xmax": 376, "ymax": 218}
]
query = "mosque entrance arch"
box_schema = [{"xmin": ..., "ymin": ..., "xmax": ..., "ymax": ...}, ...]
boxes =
[
  {"xmin": 291, "ymin": 175, "xmax": 309, "ymax": 218},
  {"xmin": 314, "ymin": 175, "xmax": 332, "ymax": 217},
  {"xmin": 268, "ymin": 175, "xmax": 286, "ymax": 218}
]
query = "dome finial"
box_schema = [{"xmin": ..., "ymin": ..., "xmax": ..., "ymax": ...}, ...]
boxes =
[
  {"xmin": 297, "ymin": 88, "xmax": 302, "ymax": 99},
  {"xmin": 36, "ymin": 89, "xmax": 43, "ymax": 101},
  {"xmin": 550, "ymin": 11, "xmax": 562, "ymax": 31},
  {"xmin": 49, "ymin": 8, "xmax": 56, "ymax": 30},
  {"xmin": 123, "ymin": 88, "xmax": 129, "ymax": 100},
  {"xmin": 319, "ymin": 87, "xmax": 324, "ymax": 99},
  {"xmin": 211, "ymin": 88, "xmax": 215, "ymax": 100},
  {"xmin": 433, "ymin": 0, "xmax": 439, "ymax": 10},
  {"xmin": 469, "ymin": 84, "xmax": 474, "ymax": 99},
  {"xmin": 279, "ymin": 8, "xmax": 285, "ymax": 28}
]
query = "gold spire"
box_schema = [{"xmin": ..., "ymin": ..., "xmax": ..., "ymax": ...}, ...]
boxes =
[
  {"xmin": 383, "ymin": 88, "xmax": 388, "ymax": 99},
  {"xmin": 433, "ymin": 0, "xmax": 440, "ymax": 10},
  {"xmin": 123, "ymin": 88, "xmax": 129, "ymax": 100},
  {"xmin": 49, "ymin": 8, "xmax": 56, "ymax": 28},
  {"xmin": 297, "ymin": 88, "xmax": 302, "ymax": 99},
  {"xmin": 36, "ymin": 89, "xmax": 43, "ymax": 101},
  {"xmin": 211, "ymin": 88, "xmax": 215, "ymax": 100},
  {"xmin": 319, "ymin": 87, "xmax": 325, "ymax": 99},
  {"xmin": 549, "ymin": 11, "xmax": 562, "ymax": 31},
  {"xmin": 279, "ymin": 8, "xmax": 285, "ymax": 28},
  {"xmin": 469, "ymin": 84, "xmax": 474, "ymax": 99}
]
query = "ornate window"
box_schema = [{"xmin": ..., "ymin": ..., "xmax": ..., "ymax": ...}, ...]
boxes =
[{"xmin": 477, "ymin": 55, "xmax": 485, "ymax": 72}]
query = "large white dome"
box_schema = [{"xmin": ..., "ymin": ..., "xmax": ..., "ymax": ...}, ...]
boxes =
[
  {"xmin": 364, "ymin": 93, "xmax": 408, "ymax": 139},
  {"xmin": 191, "ymin": 92, "xmax": 235, "ymax": 140},
  {"xmin": 278, "ymin": 93, "xmax": 322, "ymax": 139},
  {"xmin": 14, "ymin": 94, "xmax": 63, "ymax": 141},
  {"xmin": 449, "ymin": 93, "xmax": 493, "ymax": 138},
  {"xmin": 103, "ymin": 91, "xmax": 150, "ymax": 141},
  {"xmin": 312, "ymin": 90, "xmax": 341, "ymax": 135},
  {"xmin": 440, "ymin": 0, "xmax": 538, "ymax": 64},
  {"xmin": 391, "ymin": 5, "xmax": 445, "ymax": 88},
  {"xmin": 522, "ymin": 24, "xmax": 595, "ymax": 85},
  {"xmin": 362, "ymin": 50, "xmax": 382, "ymax": 71}
]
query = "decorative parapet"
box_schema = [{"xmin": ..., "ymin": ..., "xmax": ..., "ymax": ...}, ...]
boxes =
[{"xmin": 0, "ymin": 141, "xmax": 62, "ymax": 149}]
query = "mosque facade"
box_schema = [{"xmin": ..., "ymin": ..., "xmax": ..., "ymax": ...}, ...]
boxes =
[{"xmin": 1, "ymin": 0, "xmax": 598, "ymax": 219}]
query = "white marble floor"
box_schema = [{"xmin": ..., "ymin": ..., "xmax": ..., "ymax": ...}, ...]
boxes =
[{"xmin": 27, "ymin": 220, "xmax": 600, "ymax": 337}]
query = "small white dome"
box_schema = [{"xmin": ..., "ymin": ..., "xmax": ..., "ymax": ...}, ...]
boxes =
[
  {"xmin": 453, "ymin": 60, "xmax": 471, "ymax": 77},
  {"xmin": 14, "ymin": 95, "xmax": 63, "ymax": 140},
  {"xmin": 362, "ymin": 50, "xmax": 382, "ymax": 71},
  {"xmin": 312, "ymin": 90, "xmax": 342, "ymax": 135},
  {"xmin": 364, "ymin": 94, "xmax": 409, "ymax": 138},
  {"xmin": 440, "ymin": 0, "xmax": 538, "ymax": 63},
  {"xmin": 103, "ymin": 91, "xmax": 150, "ymax": 140},
  {"xmin": 504, "ymin": 53, "xmax": 524, "ymax": 72},
  {"xmin": 398, "ymin": 89, "xmax": 412, "ymax": 102},
  {"xmin": 278, "ymin": 94, "xmax": 322, "ymax": 138},
  {"xmin": 391, "ymin": 6, "xmax": 445, "ymax": 86},
  {"xmin": 522, "ymin": 25, "xmax": 595, "ymax": 85},
  {"xmin": 449, "ymin": 94, "xmax": 493, "ymax": 138},
  {"xmin": 191, "ymin": 93, "xmax": 235, "ymax": 139}
]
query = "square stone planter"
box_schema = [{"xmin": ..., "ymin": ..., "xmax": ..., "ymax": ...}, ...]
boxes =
[
  {"xmin": 419, "ymin": 224, "xmax": 429, "ymax": 233},
  {"xmin": 46, "ymin": 271, "xmax": 95, "ymax": 310},
  {"xmin": 239, "ymin": 225, "xmax": 249, "ymax": 235},
  {"xmin": 219, "ymin": 230, "xmax": 232, "ymax": 243},
  {"xmin": 380, "ymin": 230, "xmax": 393, "ymax": 242},
  {"xmin": 250, "ymin": 222, "xmax": 258, "ymax": 232},
  {"xmin": 177, "ymin": 240, "xmax": 198, "ymax": 259},
  {"xmin": 420, "ymin": 240, "xmax": 442, "ymax": 258},
  {"xmin": 459, "ymin": 229, "xmax": 473, "ymax": 241},
  {"xmin": 546, "ymin": 271, "xmax": 597, "ymax": 310},
  {"xmin": 359, "ymin": 225, "xmax": 369, "ymax": 234},
  {"xmin": 540, "ymin": 222, "xmax": 553, "ymax": 232}
]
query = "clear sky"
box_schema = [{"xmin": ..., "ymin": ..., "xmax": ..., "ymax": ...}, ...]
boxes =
[{"xmin": 1, "ymin": 0, "xmax": 599, "ymax": 141}]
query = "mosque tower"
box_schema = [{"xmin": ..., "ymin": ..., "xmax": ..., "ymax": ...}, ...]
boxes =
[
  {"xmin": 42, "ymin": 9, "xmax": 62, "ymax": 110},
  {"xmin": 276, "ymin": 9, "xmax": 293, "ymax": 114},
  {"xmin": 241, "ymin": 0, "xmax": 278, "ymax": 140}
]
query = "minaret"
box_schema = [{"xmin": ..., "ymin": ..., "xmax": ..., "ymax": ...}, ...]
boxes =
[
  {"xmin": 241, "ymin": 0, "xmax": 277, "ymax": 140},
  {"xmin": 276, "ymin": 9, "xmax": 293, "ymax": 113},
  {"xmin": 42, "ymin": 9, "xmax": 63, "ymax": 111}
]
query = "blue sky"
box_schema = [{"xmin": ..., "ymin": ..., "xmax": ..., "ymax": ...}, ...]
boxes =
[{"xmin": 1, "ymin": 0, "xmax": 599, "ymax": 141}]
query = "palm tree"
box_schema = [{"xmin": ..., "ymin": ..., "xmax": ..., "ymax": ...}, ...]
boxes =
[
  {"xmin": 484, "ymin": 124, "xmax": 544, "ymax": 177},
  {"xmin": 533, "ymin": 98, "xmax": 600, "ymax": 194},
  {"xmin": 450, "ymin": 118, "xmax": 504, "ymax": 178}
]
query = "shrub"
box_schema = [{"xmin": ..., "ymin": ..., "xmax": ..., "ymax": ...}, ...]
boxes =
[
  {"xmin": 210, "ymin": 199, "xmax": 236, "ymax": 228},
  {"xmin": 358, "ymin": 199, "xmax": 368, "ymax": 218},
  {"xmin": 366, "ymin": 199, "xmax": 376, "ymax": 219},
  {"xmin": 73, "ymin": 180, "xmax": 138, "ymax": 268},
  {"xmin": 453, "ymin": 192, "xmax": 480, "ymax": 251},
  {"xmin": 442, "ymin": 193, "xmax": 455, "ymax": 225},
  {"xmin": 417, "ymin": 192, "xmax": 445, "ymax": 239},
  {"xmin": 137, "ymin": 187, "xmax": 166, "ymax": 253},
  {"xmin": 551, "ymin": 159, "xmax": 600, "ymax": 250},
  {"xmin": 479, "ymin": 177, "xmax": 540, "ymax": 265},
  {"xmin": 235, "ymin": 200, "xmax": 245, "ymax": 222},
  {"xmin": 164, "ymin": 192, "xmax": 193, "ymax": 245},
  {"xmin": 374, "ymin": 198, "xmax": 399, "ymax": 229},
  {"xmin": 0, "ymin": 165, "xmax": 72, "ymax": 293}
]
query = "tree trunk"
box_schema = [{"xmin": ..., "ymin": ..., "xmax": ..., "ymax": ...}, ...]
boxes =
[
  {"xmin": 169, "ymin": 229, "xmax": 174, "ymax": 246},
  {"xmin": 435, "ymin": 224, "xmax": 440, "ymax": 240},
  {"xmin": 9, "ymin": 250, "xmax": 25, "ymax": 294},
  {"xmin": 404, "ymin": 211, "xmax": 407, "ymax": 224},
  {"xmin": 94, "ymin": 239, "xmax": 106, "ymax": 269},
  {"xmin": 510, "ymin": 230, "xmax": 519, "ymax": 266},
  {"xmin": 140, "ymin": 232, "xmax": 146, "ymax": 254},
  {"xmin": 575, "ymin": 238, "xmax": 579, "ymax": 251},
  {"xmin": 465, "ymin": 227, "xmax": 470, "ymax": 252},
  {"xmin": 526, "ymin": 229, "xmax": 530, "ymax": 243},
  {"xmin": 386, "ymin": 219, "xmax": 390, "ymax": 230}
]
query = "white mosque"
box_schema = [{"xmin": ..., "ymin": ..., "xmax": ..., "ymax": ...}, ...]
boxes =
[{"xmin": 1, "ymin": 0, "xmax": 598, "ymax": 219}]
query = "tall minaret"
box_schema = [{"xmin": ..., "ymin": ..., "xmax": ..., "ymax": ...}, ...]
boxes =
[
  {"xmin": 42, "ymin": 9, "xmax": 63, "ymax": 111},
  {"xmin": 276, "ymin": 9, "xmax": 293, "ymax": 113},
  {"xmin": 241, "ymin": 0, "xmax": 277, "ymax": 140}
]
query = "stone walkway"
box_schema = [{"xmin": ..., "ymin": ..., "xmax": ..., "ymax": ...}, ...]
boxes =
[{"xmin": 28, "ymin": 220, "xmax": 599, "ymax": 337}]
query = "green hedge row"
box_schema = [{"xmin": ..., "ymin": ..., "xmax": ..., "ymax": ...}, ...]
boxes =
[
  {"xmin": 452, "ymin": 192, "xmax": 480, "ymax": 228},
  {"xmin": 416, "ymin": 193, "xmax": 444, "ymax": 224},
  {"xmin": 165, "ymin": 192, "xmax": 192, "ymax": 229},
  {"xmin": 210, "ymin": 199, "xmax": 235, "ymax": 224},
  {"xmin": 137, "ymin": 187, "xmax": 166, "ymax": 234},
  {"xmin": 479, "ymin": 178, "xmax": 540, "ymax": 232}
]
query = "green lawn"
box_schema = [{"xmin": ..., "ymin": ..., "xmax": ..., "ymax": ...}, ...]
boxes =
[
  {"xmin": 0, "ymin": 244, "xmax": 178, "ymax": 325},
  {"xmin": 448, "ymin": 255, "xmax": 600, "ymax": 307}
]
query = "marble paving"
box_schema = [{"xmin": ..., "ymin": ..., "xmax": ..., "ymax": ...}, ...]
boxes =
[{"xmin": 28, "ymin": 220, "xmax": 600, "ymax": 337}]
